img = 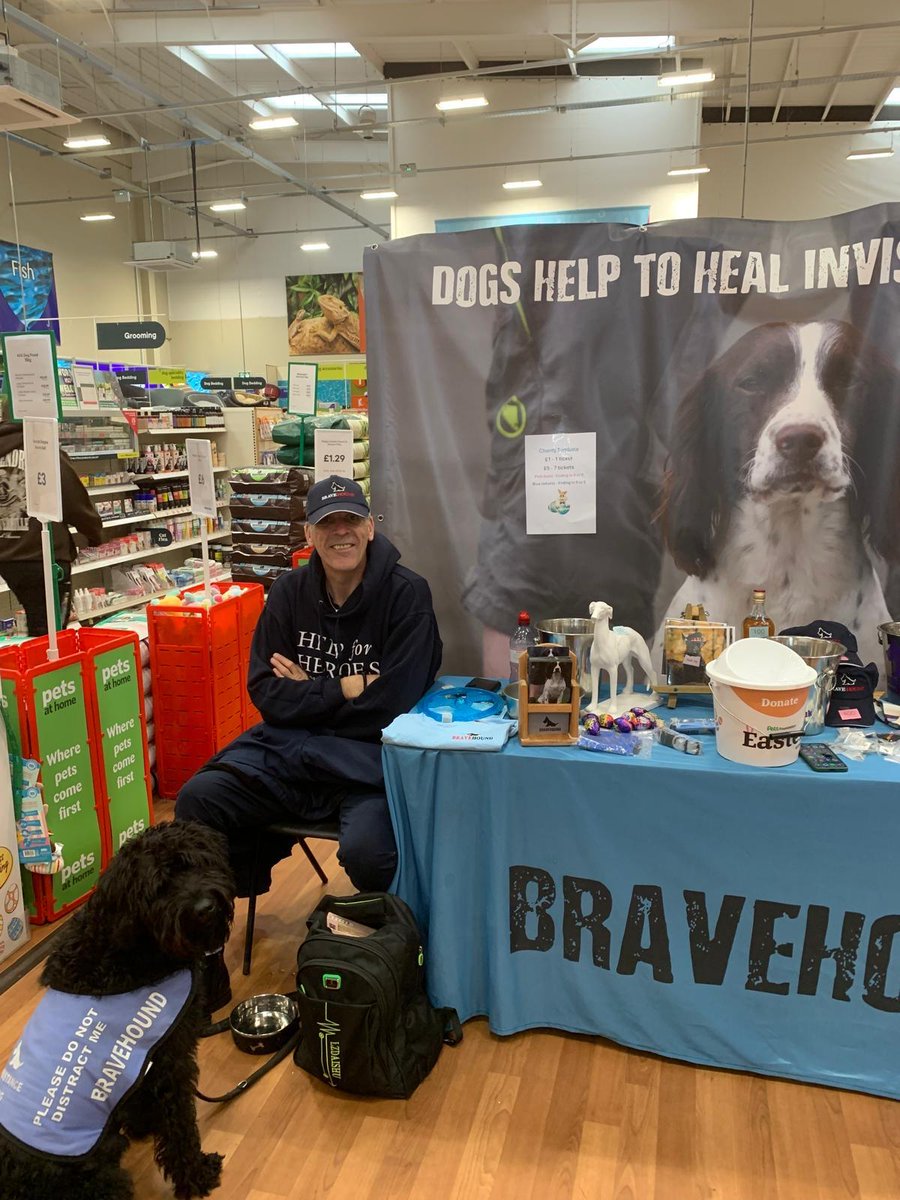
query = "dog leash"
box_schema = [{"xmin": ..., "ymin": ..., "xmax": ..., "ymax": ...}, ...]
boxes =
[
  {"xmin": 195, "ymin": 1029, "xmax": 302, "ymax": 1104},
  {"xmin": 195, "ymin": 992, "xmax": 303, "ymax": 1105}
]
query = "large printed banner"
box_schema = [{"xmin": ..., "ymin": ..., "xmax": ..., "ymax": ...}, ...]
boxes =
[
  {"xmin": 0, "ymin": 240, "xmax": 60, "ymax": 342},
  {"xmin": 364, "ymin": 205, "xmax": 900, "ymax": 672}
]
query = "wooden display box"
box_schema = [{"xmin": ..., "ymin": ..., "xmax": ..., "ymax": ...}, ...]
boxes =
[{"xmin": 517, "ymin": 645, "xmax": 580, "ymax": 746}]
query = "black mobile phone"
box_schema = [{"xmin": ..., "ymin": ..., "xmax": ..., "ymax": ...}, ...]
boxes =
[
  {"xmin": 798, "ymin": 743, "xmax": 849, "ymax": 773},
  {"xmin": 465, "ymin": 677, "xmax": 502, "ymax": 692}
]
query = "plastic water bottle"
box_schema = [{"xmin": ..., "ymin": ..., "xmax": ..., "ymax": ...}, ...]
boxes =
[{"xmin": 509, "ymin": 611, "xmax": 538, "ymax": 683}]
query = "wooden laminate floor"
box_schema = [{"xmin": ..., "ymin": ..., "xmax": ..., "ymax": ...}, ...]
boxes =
[{"xmin": 2, "ymin": 823, "xmax": 900, "ymax": 1199}]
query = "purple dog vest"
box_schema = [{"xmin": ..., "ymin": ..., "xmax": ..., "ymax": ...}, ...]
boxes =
[{"xmin": 0, "ymin": 969, "xmax": 193, "ymax": 1160}]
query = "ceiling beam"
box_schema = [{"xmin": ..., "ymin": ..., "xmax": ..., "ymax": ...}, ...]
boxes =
[
  {"xmin": 725, "ymin": 44, "xmax": 738, "ymax": 121},
  {"xmin": 259, "ymin": 44, "xmax": 356, "ymax": 128},
  {"xmin": 452, "ymin": 41, "xmax": 480, "ymax": 73},
  {"xmin": 40, "ymin": 1, "xmax": 900, "ymax": 47},
  {"xmin": 3, "ymin": 2, "xmax": 388, "ymax": 238},
  {"xmin": 65, "ymin": 61, "xmax": 145, "ymax": 144},
  {"xmin": 6, "ymin": 130, "xmax": 254, "ymax": 238},
  {"xmin": 350, "ymin": 42, "xmax": 385, "ymax": 78},
  {"xmin": 166, "ymin": 45, "xmax": 274, "ymax": 118},
  {"xmin": 772, "ymin": 38, "xmax": 797, "ymax": 124},
  {"xmin": 822, "ymin": 31, "xmax": 860, "ymax": 121},
  {"xmin": 871, "ymin": 76, "xmax": 898, "ymax": 121},
  {"xmin": 83, "ymin": 18, "xmax": 900, "ymax": 125}
]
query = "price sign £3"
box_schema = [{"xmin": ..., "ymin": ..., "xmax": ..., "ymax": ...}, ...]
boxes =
[
  {"xmin": 314, "ymin": 428, "xmax": 354, "ymax": 482},
  {"xmin": 24, "ymin": 417, "xmax": 63, "ymax": 523},
  {"xmin": 187, "ymin": 439, "xmax": 217, "ymax": 518}
]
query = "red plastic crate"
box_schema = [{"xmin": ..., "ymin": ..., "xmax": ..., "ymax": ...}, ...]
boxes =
[{"xmin": 148, "ymin": 583, "xmax": 265, "ymax": 798}]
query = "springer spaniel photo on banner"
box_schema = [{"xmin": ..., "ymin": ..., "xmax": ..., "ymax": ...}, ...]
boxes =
[{"xmin": 654, "ymin": 318, "xmax": 900, "ymax": 669}]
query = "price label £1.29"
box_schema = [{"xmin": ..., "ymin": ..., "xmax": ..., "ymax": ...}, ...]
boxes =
[{"xmin": 314, "ymin": 429, "xmax": 353, "ymax": 482}]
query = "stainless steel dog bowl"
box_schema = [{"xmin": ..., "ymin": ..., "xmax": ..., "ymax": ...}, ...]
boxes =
[
  {"xmin": 229, "ymin": 994, "xmax": 299, "ymax": 1055},
  {"xmin": 502, "ymin": 682, "xmax": 519, "ymax": 717},
  {"xmin": 772, "ymin": 635, "xmax": 846, "ymax": 736}
]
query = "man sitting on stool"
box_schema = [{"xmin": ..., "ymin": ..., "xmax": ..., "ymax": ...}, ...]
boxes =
[{"xmin": 177, "ymin": 475, "xmax": 442, "ymax": 951}]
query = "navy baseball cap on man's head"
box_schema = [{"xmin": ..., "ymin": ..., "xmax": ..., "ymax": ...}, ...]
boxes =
[{"xmin": 306, "ymin": 475, "xmax": 370, "ymax": 524}]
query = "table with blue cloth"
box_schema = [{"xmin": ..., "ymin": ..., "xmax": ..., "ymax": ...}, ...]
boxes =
[{"xmin": 383, "ymin": 694, "xmax": 900, "ymax": 1100}]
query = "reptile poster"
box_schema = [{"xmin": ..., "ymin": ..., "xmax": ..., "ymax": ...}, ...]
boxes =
[{"xmin": 285, "ymin": 272, "xmax": 365, "ymax": 356}]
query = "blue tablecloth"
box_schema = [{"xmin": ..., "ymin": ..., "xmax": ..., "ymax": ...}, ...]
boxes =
[{"xmin": 383, "ymin": 701, "xmax": 900, "ymax": 1099}]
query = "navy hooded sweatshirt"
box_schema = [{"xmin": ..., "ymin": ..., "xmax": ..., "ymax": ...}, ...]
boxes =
[{"xmin": 209, "ymin": 532, "xmax": 441, "ymax": 793}]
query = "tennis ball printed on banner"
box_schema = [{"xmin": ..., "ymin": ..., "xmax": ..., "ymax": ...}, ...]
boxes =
[{"xmin": 496, "ymin": 396, "xmax": 527, "ymax": 439}]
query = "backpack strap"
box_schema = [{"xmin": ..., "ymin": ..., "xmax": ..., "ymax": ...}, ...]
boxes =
[{"xmin": 442, "ymin": 1008, "xmax": 463, "ymax": 1047}]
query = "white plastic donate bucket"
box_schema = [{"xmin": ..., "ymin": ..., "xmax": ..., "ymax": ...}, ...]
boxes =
[{"xmin": 706, "ymin": 639, "xmax": 817, "ymax": 767}]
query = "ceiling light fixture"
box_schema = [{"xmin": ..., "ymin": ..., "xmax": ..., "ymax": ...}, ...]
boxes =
[
  {"xmin": 64, "ymin": 134, "xmax": 111, "ymax": 150},
  {"xmin": 301, "ymin": 242, "xmax": 329, "ymax": 251},
  {"xmin": 667, "ymin": 165, "xmax": 711, "ymax": 176},
  {"xmin": 249, "ymin": 115, "xmax": 298, "ymax": 130},
  {"xmin": 79, "ymin": 213, "xmax": 115, "ymax": 222},
  {"xmin": 502, "ymin": 179, "xmax": 543, "ymax": 190},
  {"xmin": 435, "ymin": 96, "xmax": 489, "ymax": 112},
  {"xmin": 209, "ymin": 200, "xmax": 247, "ymax": 212},
  {"xmin": 846, "ymin": 146, "xmax": 894, "ymax": 160},
  {"xmin": 657, "ymin": 70, "xmax": 716, "ymax": 87},
  {"xmin": 192, "ymin": 249, "xmax": 219, "ymax": 259},
  {"xmin": 360, "ymin": 189, "xmax": 398, "ymax": 200}
]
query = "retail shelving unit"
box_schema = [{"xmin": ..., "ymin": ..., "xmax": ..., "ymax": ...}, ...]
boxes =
[
  {"xmin": 0, "ymin": 404, "xmax": 234, "ymax": 625},
  {"xmin": 221, "ymin": 407, "xmax": 284, "ymax": 468}
]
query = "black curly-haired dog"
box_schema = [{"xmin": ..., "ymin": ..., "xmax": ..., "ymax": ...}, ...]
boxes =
[{"xmin": 0, "ymin": 821, "xmax": 235, "ymax": 1200}]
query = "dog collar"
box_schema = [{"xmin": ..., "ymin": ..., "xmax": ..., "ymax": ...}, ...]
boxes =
[{"xmin": 0, "ymin": 969, "xmax": 193, "ymax": 1161}]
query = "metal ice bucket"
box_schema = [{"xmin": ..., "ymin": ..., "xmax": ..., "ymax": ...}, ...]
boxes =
[
  {"xmin": 536, "ymin": 618, "xmax": 595, "ymax": 703},
  {"xmin": 772, "ymin": 636, "xmax": 846, "ymax": 736}
]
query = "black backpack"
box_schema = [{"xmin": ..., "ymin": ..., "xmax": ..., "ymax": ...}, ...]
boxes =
[{"xmin": 293, "ymin": 892, "xmax": 461, "ymax": 1098}]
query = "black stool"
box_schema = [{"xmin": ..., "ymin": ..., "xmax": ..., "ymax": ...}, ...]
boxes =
[{"xmin": 242, "ymin": 818, "xmax": 340, "ymax": 975}]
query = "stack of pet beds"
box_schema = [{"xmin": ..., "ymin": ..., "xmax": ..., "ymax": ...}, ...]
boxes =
[
  {"xmin": 271, "ymin": 414, "xmax": 370, "ymax": 498},
  {"xmin": 229, "ymin": 466, "xmax": 315, "ymax": 590}
]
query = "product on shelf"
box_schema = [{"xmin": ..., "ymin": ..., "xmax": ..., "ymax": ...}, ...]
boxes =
[
  {"xmin": 135, "ymin": 407, "xmax": 226, "ymax": 433},
  {"xmin": 272, "ymin": 413, "xmax": 370, "ymax": 485},
  {"xmin": 229, "ymin": 492, "xmax": 306, "ymax": 523},
  {"xmin": 229, "ymin": 466, "xmax": 314, "ymax": 494},
  {"xmin": 229, "ymin": 465, "xmax": 313, "ymax": 590},
  {"xmin": 72, "ymin": 558, "xmax": 230, "ymax": 620}
]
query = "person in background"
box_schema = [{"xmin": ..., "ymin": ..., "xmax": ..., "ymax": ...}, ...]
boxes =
[
  {"xmin": 176, "ymin": 475, "xmax": 442, "ymax": 1008},
  {"xmin": 0, "ymin": 414, "xmax": 104, "ymax": 635}
]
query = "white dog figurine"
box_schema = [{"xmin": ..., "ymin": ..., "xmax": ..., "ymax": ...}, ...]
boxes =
[{"xmin": 588, "ymin": 600, "xmax": 659, "ymax": 714}]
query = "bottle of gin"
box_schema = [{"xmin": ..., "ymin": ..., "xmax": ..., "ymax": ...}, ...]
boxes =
[{"xmin": 742, "ymin": 588, "xmax": 775, "ymax": 639}]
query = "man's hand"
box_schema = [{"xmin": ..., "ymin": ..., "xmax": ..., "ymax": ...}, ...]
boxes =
[
  {"xmin": 340, "ymin": 674, "xmax": 380, "ymax": 699},
  {"xmin": 271, "ymin": 654, "xmax": 308, "ymax": 682},
  {"xmin": 340, "ymin": 674, "xmax": 365, "ymax": 699}
]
